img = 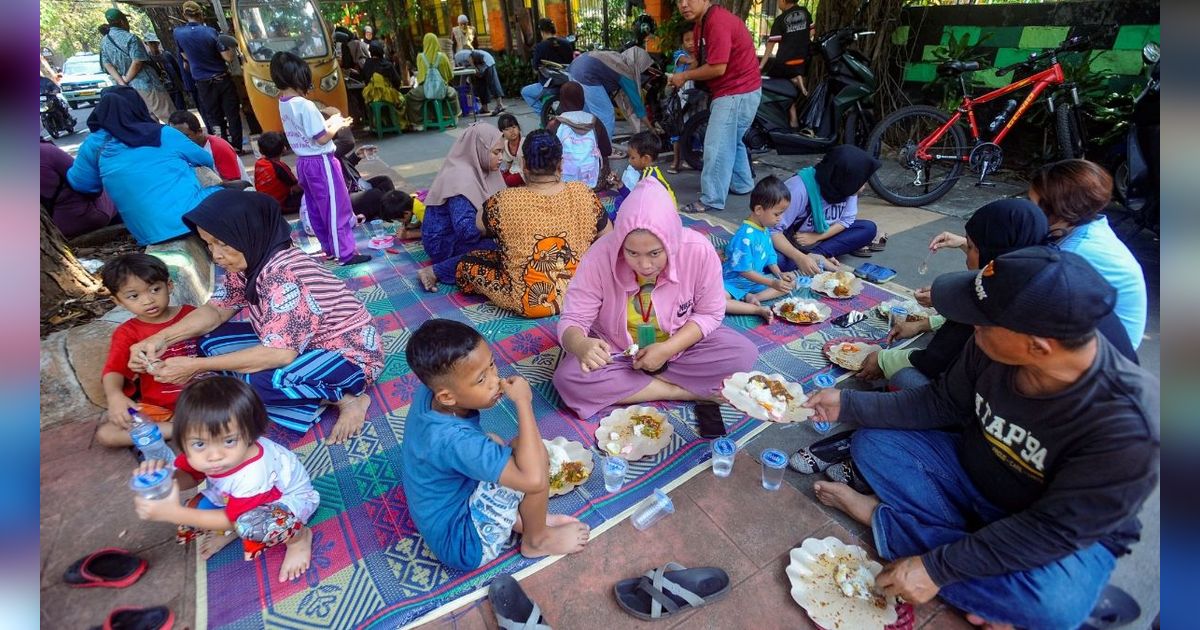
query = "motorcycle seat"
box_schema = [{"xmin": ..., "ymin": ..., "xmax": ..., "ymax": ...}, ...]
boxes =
[
  {"xmin": 761, "ymin": 77, "xmax": 799, "ymax": 99},
  {"xmin": 937, "ymin": 60, "xmax": 981, "ymax": 76}
]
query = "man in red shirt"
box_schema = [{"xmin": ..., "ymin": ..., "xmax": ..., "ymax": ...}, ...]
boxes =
[
  {"xmin": 167, "ymin": 109, "xmax": 249, "ymax": 183},
  {"xmin": 670, "ymin": 0, "xmax": 762, "ymax": 213}
]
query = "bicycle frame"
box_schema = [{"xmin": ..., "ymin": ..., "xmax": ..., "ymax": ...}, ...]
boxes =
[{"xmin": 916, "ymin": 62, "xmax": 1065, "ymax": 161}]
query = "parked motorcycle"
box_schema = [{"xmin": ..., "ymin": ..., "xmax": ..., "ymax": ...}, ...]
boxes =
[
  {"xmin": 1111, "ymin": 41, "xmax": 1159, "ymax": 234},
  {"xmin": 536, "ymin": 59, "xmax": 572, "ymax": 129},
  {"xmin": 678, "ymin": 0, "xmax": 878, "ymax": 171},
  {"xmin": 40, "ymin": 76, "xmax": 76, "ymax": 139}
]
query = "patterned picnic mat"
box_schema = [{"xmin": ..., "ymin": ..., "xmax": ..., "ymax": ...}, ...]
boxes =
[{"xmin": 196, "ymin": 216, "xmax": 912, "ymax": 629}]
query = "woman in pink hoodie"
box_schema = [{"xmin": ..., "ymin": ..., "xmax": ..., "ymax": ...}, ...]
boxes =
[{"xmin": 554, "ymin": 177, "xmax": 757, "ymax": 419}]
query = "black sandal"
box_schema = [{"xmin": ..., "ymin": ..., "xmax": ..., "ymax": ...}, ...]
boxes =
[
  {"xmin": 615, "ymin": 562, "xmax": 730, "ymax": 621},
  {"xmin": 489, "ymin": 575, "xmax": 551, "ymax": 629}
]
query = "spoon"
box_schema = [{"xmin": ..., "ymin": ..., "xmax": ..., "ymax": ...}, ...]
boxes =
[{"xmin": 917, "ymin": 248, "xmax": 935, "ymax": 275}]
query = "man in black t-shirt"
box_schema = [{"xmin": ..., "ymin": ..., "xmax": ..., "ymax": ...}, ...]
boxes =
[
  {"xmin": 802, "ymin": 247, "xmax": 1159, "ymax": 630},
  {"xmin": 521, "ymin": 19, "xmax": 576, "ymax": 113},
  {"xmin": 759, "ymin": 0, "xmax": 813, "ymax": 127}
]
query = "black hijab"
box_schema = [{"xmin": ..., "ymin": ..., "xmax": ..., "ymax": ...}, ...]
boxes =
[
  {"xmin": 964, "ymin": 199, "xmax": 1049, "ymax": 267},
  {"xmin": 814, "ymin": 144, "xmax": 881, "ymax": 205},
  {"xmin": 183, "ymin": 190, "xmax": 292, "ymax": 303},
  {"xmin": 87, "ymin": 85, "xmax": 163, "ymax": 148}
]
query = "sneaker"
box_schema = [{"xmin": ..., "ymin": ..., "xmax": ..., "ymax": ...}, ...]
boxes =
[{"xmin": 340, "ymin": 253, "xmax": 372, "ymax": 266}]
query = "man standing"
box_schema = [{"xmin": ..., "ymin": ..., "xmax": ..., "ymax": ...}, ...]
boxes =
[
  {"xmin": 144, "ymin": 33, "xmax": 187, "ymax": 111},
  {"xmin": 100, "ymin": 8, "xmax": 173, "ymax": 121},
  {"xmin": 759, "ymin": 0, "xmax": 813, "ymax": 127},
  {"xmin": 451, "ymin": 15, "xmax": 475, "ymax": 55},
  {"xmin": 173, "ymin": 1, "xmax": 244, "ymax": 154},
  {"xmin": 670, "ymin": 0, "xmax": 762, "ymax": 214},
  {"xmin": 803, "ymin": 247, "xmax": 1159, "ymax": 630}
]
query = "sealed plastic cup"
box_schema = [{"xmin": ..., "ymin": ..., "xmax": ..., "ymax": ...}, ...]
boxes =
[
  {"xmin": 129, "ymin": 468, "xmax": 174, "ymax": 501},
  {"xmin": 630, "ymin": 488, "xmax": 675, "ymax": 530},
  {"xmin": 603, "ymin": 455, "xmax": 628, "ymax": 493},
  {"xmin": 890, "ymin": 306, "xmax": 909, "ymax": 328},
  {"xmin": 810, "ymin": 373, "xmax": 837, "ymax": 433},
  {"xmin": 369, "ymin": 219, "xmax": 386, "ymax": 237},
  {"xmin": 795, "ymin": 274, "xmax": 813, "ymax": 299},
  {"xmin": 711, "ymin": 437, "xmax": 736, "ymax": 478},
  {"xmin": 760, "ymin": 449, "xmax": 788, "ymax": 490}
]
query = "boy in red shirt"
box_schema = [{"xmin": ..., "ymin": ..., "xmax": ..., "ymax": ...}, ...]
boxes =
[
  {"xmin": 253, "ymin": 131, "xmax": 303, "ymax": 212},
  {"xmin": 168, "ymin": 109, "xmax": 249, "ymax": 183},
  {"xmin": 95, "ymin": 254, "xmax": 198, "ymax": 448}
]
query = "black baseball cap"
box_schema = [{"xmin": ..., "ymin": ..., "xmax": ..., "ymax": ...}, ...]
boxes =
[{"xmin": 931, "ymin": 245, "xmax": 1116, "ymax": 338}]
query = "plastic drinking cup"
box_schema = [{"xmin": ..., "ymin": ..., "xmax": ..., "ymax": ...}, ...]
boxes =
[
  {"xmin": 711, "ymin": 437, "xmax": 736, "ymax": 477},
  {"xmin": 760, "ymin": 449, "xmax": 788, "ymax": 490},
  {"xmin": 795, "ymin": 274, "xmax": 813, "ymax": 299},
  {"xmin": 603, "ymin": 455, "xmax": 628, "ymax": 493},
  {"xmin": 129, "ymin": 468, "xmax": 174, "ymax": 501},
  {"xmin": 810, "ymin": 374, "xmax": 837, "ymax": 433},
  {"xmin": 369, "ymin": 219, "xmax": 386, "ymax": 237},
  {"xmin": 630, "ymin": 488, "xmax": 675, "ymax": 530},
  {"xmin": 890, "ymin": 306, "xmax": 909, "ymax": 329}
]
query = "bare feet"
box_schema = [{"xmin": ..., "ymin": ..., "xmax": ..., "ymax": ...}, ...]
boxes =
[
  {"xmin": 520, "ymin": 520, "xmax": 590, "ymax": 559},
  {"xmin": 199, "ymin": 530, "xmax": 238, "ymax": 560},
  {"xmin": 813, "ymin": 481, "xmax": 880, "ymax": 526},
  {"xmin": 278, "ymin": 526, "xmax": 313, "ymax": 583},
  {"xmin": 965, "ymin": 613, "xmax": 1016, "ymax": 630},
  {"xmin": 512, "ymin": 512, "xmax": 581, "ymax": 533},
  {"xmin": 743, "ymin": 293, "xmax": 762, "ymax": 306},
  {"xmin": 416, "ymin": 267, "xmax": 438, "ymax": 292},
  {"xmin": 329, "ymin": 394, "xmax": 370, "ymax": 444},
  {"xmin": 755, "ymin": 305, "xmax": 774, "ymax": 324}
]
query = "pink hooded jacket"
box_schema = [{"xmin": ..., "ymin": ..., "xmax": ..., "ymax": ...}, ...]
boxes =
[{"xmin": 556, "ymin": 177, "xmax": 727, "ymax": 352}]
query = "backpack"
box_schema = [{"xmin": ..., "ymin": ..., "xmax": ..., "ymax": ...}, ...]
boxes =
[
  {"xmin": 555, "ymin": 111, "xmax": 601, "ymax": 188},
  {"xmin": 419, "ymin": 52, "xmax": 446, "ymax": 100}
]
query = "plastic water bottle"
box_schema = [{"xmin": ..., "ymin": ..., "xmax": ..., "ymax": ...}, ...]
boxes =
[
  {"xmin": 810, "ymin": 374, "xmax": 836, "ymax": 434},
  {"xmin": 129, "ymin": 408, "xmax": 175, "ymax": 465}
]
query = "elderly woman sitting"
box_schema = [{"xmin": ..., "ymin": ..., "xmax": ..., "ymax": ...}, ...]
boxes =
[
  {"xmin": 127, "ymin": 190, "xmax": 383, "ymax": 444},
  {"xmin": 553, "ymin": 177, "xmax": 756, "ymax": 419}
]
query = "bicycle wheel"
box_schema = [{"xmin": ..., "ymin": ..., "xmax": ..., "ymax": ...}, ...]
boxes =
[
  {"xmin": 1056, "ymin": 105, "xmax": 1085, "ymax": 159},
  {"xmin": 867, "ymin": 105, "xmax": 967, "ymax": 207},
  {"xmin": 680, "ymin": 109, "xmax": 709, "ymax": 172}
]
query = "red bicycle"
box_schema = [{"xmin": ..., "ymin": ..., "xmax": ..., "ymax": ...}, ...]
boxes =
[{"xmin": 866, "ymin": 33, "xmax": 1097, "ymax": 206}]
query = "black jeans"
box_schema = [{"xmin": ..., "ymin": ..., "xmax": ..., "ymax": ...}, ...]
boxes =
[{"xmin": 197, "ymin": 73, "xmax": 243, "ymax": 151}]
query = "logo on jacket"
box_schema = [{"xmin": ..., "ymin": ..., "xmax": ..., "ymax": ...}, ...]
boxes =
[{"xmin": 676, "ymin": 299, "xmax": 694, "ymax": 318}]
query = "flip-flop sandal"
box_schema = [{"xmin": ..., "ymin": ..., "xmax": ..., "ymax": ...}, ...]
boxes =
[
  {"xmin": 89, "ymin": 606, "xmax": 175, "ymax": 630},
  {"xmin": 869, "ymin": 234, "xmax": 889, "ymax": 252},
  {"xmin": 824, "ymin": 459, "xmax": 873, "ymax": 494},
  {"xmin": 680, "ymin": 201, "xmax": 717, "ymax": 214},
  {"xmin": 489, "ymin": 574, "xmax": 552, "ymax": 629},
  {"xmin": 1081, "ymin": 585, "xmax": 1141, "ymax": 629},
  {"xmin": 614, "ymin": 562, "xmax": 731, "ymax": 621},
  {"xmin": 666, "ymin": 167, "xmax": 679, "ymax": 174},
  {"xmin": 849, "ymin": 247, "xmax": 874, "ymax": 258},
  {"xmin": 610, "ymin": 150, "xmax": 628, "ymax": 159},
  {"xmin": 63, "ymin": 548, "xmax": 147, "ymax": 589}
]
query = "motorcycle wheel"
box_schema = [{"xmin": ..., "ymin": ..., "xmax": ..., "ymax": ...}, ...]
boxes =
[
  {"xmin": 679, "ymin": 109, "xmax": 708, "ymax": 172},
  {"xmin": 866, "ymin": 105, "xmax": 967, "ymax": 207},
  {"xmin": 539, "ymin": 97, "xmax": 561, "ymax": 129},
  {"xmin": 1056, "ymin": 105, "xmax": 1086, "ymax": 159},
  {"xmin": 842, "ymin": 109, "xmax": 870, "ymax": 148},
  {"xmin": 69, "ymin": 101, "xmax": 79, "ymax": 110}
]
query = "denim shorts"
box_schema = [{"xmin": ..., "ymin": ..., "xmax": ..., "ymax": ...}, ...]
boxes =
[{"xmin": 468, "ymin": 481, "xmax": 524, "ymax": 565}]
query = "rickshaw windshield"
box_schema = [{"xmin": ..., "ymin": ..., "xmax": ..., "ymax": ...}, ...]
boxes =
[{"xmin": 238, "ymin": 0, "xmax": 329, "ymax": 62}]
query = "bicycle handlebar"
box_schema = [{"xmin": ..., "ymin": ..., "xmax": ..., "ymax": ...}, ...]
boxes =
[{"xmin": 993, "ymin": 29, "xmax": 1112, "ymax": 76}]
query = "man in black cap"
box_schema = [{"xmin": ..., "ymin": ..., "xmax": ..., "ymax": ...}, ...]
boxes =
[{"xmin": 802, "ymin": 246, "xmax": 1159, "ymax": 629}]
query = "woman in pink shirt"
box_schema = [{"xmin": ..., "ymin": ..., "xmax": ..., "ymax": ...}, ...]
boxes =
[{"xmin": 554, "ymin": 178, "xmax": 756, "ymax": 419}]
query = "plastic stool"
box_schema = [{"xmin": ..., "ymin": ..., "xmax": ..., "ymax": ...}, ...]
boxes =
[
  {"xmin": 367, "ymin": 101, "xmax": 403, "ymax": 139},
  {"xmin": 422, "ymin": 98, "xmax": 457, "ymax": 131}
]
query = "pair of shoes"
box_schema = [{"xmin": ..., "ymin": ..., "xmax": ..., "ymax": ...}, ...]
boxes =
[
  {"xmin": 680, "ymin": 201, "xmax": 719, "ymax": 214},
  {"xmin": 340, "ymin": 253, "xmax": 372, "ymax": 266},
  {"xmin": 490, "ymin": 106, "xmax": 505, "ymax": 117}
]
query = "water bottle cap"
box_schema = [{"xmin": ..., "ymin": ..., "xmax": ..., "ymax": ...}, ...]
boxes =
[
  {"xmin": 712, "ymin": 437, "xmax": 736, "ymax": 456},
  {"xmin": 761, "ymin": 448, "xmax": 788, "ymax": 469},
  {"xmin": 891, "ymin": 306, "xmax": 909, "ymax": 316},
  {"xmin": 130, "ymin": 468, "xmax": 171, "ymax": 489},
  {"xmin": 795, "ymin": 275, "xmax": 812, "ymax": 288},
  {"xmin": 813, "ymin": 374, "xmax": 836, "ymax": 388}
]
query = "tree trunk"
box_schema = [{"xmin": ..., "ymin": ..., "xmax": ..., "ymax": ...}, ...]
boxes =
[
  {"xmin": 506, "ymin": 0, "xmax": 534, "ymax": 58},
  {"xmin": 143, "ymin": 6, "xmax": 183, "ymax": 54},
  {"xmin": 41, "ymin": 207, "xmax": 103, "ymax": 315}
]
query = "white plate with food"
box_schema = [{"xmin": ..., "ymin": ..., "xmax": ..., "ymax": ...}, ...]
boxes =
[
  {"xmin": 823, "ymin": 339, "xmax": 883, "ymax": 371},
  {"xmin": 595, "ymin": 406, "xmax": 675, "ymax": 460},
  {"xmin": 786, "ymin": 536, "xmax": 898, "ymax": 630},
  {"xmin": 812, "ymin": 271, "xmax": 865, "ymax": 299},
  {"xmin": 773, "ymin": 298, "xmax": 832, "ymax": 325},
  {"xmin": 721, "ymin": 371, "xmax": 813, "ymax": 423},
  {"xmin": 875, "ymin": 299, "xmax": 935, "ymax": 322},
  {"xmin": 544, "ymin": 437, "xmax": 594, "ymax": 497}
]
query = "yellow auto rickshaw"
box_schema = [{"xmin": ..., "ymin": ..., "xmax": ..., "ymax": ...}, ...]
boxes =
[{"xmin": 230, "ymin": 0, "xmax": 347, "ymax": 132}]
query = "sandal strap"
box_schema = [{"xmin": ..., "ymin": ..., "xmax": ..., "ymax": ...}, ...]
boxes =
[
  {"xmin": 637, "ymin": 576, "xmax": 681, "ymax": 618},
  {"xmin": 496, "ymin": 602, "xmax": 551, "ymax": 630},
  {"xmin": 638, "ymin": 562, "xmax": 706, "ymax": 618}
]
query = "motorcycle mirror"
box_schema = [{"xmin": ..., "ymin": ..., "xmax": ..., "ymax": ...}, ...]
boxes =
[
  {"xmin": 852, "ymin": 0, "xmax": 870, "ymax": 23},
  {"xmin": 1143, "ymin": 41, "xmax": 1160, "ymax": 63}
]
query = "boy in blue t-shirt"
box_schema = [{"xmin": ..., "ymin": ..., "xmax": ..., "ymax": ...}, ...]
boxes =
[
  {"xmin": 722, "ymin": 176, "xmax": 797, "ymax": 323},
  {"xmin": 401, "ymin": 319, "xmax": 590, "ymax": 571}
]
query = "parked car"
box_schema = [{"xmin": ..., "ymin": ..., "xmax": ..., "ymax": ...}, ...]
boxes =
[{"xmin": 59, "ymin": 53, "xmax": 113, "ymax": 109}]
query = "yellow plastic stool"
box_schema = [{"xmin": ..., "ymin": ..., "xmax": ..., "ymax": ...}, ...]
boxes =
[
  {"xmin": 422, "ymin": 98, "xmax": 457, "ymax": 131},
  {"xmin": 368, "ymin": 101, "xmax": 403, "ymax": 139}
]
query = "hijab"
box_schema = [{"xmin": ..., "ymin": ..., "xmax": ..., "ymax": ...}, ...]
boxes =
[
  {"xmin": 422, "ymin": 32, "xmax": 442, "ymax": 63},
  {"xmin": 559, "ymin": 81, "xmax": 586, "ymax": 112},
  {"xmin": 183, "ymin": 190, "xmax": 292, "ymax": 303},
  {"xmin": 590, "ymin": 47, "xmax": 654, "ymax": 86},
  {"xmin": 813, "ymin": 144, "xmax": 881, "ymax": 205},
  {"xmin": 964, "ymin": 198, "xmax": 1050, "ymax": 267},
  {"xmin": 424, "ymin": 123, "xmax": 504, "ymax": 210},
  {"xmin": 88, "ymin": 86, "xmax": 163, "ymax": 148}
]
